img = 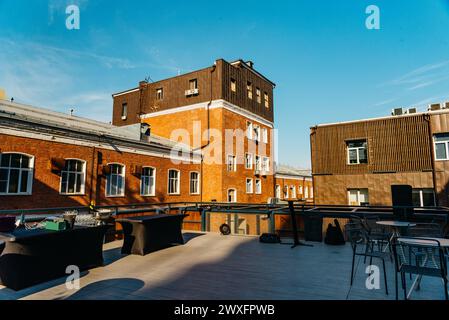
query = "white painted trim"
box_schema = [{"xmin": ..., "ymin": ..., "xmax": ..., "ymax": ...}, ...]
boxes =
[
  {"xmin": 189, "ymin": 171, "xmax": 200, "ymax": 195},
  {"xmin": 112, "ymin": 88, "xmax": 140, "ymax": 97},
  {"xmin": 167, "ymin": 168, "xmax": 181, "ymax": 195},
  {"xmin": 59, "ymin": 158, "xmax": 87, "ymax": 196},
  {"xmin": 0, "ymin": 127, "xmax": 201, "ymax": 164},
  {"xmin": 140, "ymin": 99, "xmax": 274, "ymax": 128},
  {"xmin": 140, "ymin": 166, "xmax": 156, "ymax": 197},
  {"xmin": 275, "ymin": 173, "xmax": 312, "ymax": 181},
  {"xmin": 105, "ymin": 163, "xmax": 126, "ymax": 198}
]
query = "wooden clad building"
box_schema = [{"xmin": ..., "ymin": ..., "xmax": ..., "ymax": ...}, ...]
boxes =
[{"xmin": 311, "ymin": 106, "xmax": 449, "ymax": 206}]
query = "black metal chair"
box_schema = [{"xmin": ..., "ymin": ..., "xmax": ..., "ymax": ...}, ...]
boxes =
[
  {"xmin": 392, "ymin": 237, "xmax": 448, "ymax": 300},
  {"xmin": 345, "ymin": 223, "xmax": 389, "ymax": 295}
]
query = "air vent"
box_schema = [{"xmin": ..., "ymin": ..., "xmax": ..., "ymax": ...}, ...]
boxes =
[
  {"xmin": 445, "ymin": 102, "xmax": 449, "ymax": 109},
  {"xmin": 428, "ymin": 103, "xmax": 442, "ymax": 111},
  {"xmin": 407, "ymin": 108, "xmax": 417, "ymax": 114},
  {"xmin": 391, "ymin": 108, "xmax": 404, "ymax": 116}
]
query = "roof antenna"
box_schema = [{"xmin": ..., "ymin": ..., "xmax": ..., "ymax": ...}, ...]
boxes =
[
  {"xmin": 70, "ymin": 108, "xmax": 74, "ymax": 116},
  {"xmin": 10, "ymin": 97, "xmax": 14, "ymax": 103},
  {"xmin": 144, "ymin": 75, "xmax": 153, "ymax": 83}
]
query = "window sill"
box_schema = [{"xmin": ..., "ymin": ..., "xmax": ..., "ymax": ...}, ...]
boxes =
[
  {"xmin": 105, "ymin": 195, "xmax": 126, "ymax": 198},
  {"xmin": 140, "ymin": 194, "xmax": 156, "ymax": 197},
  {"xmin": 60, "ymin": 193, "xmax": 86, "ymax": 196},
  {"xmin": 0, "ymin": 193, "xmax": 32, "ymax": 196}
]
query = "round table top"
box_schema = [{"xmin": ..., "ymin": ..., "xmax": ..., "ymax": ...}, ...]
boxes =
[
  {"xmin": 376, "ymin": 220, "xmax": 416, "ymax": 227},
  {"xmin": 397, "ymin": 237, "xmax": 449, "ymax": 247}
]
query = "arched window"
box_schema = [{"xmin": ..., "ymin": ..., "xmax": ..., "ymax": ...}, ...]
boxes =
[
  {"xmin": 190, "ymin": 172, "xmax": 200, "ymax": 195},
  {"xmin": 60, "ymin": 159, "xmax": 86, "ymax": 195},
  {"xmin": 141, "ymin": 167, "xmax": 156, "ymax": 196},
  {"xmin": 106, "ymin": 163, "xmax": 125, "ymax": 197},
  {"xmin": 228, "ymin": 189, "xmax": 237, "ymax": 203},
  {"xmin": 0, "ymin": 153, "xmax": 34, "ymax": 195},
  {"xmin": 168, "ymin": 169, "xmax": 180, "ymax": 195}
]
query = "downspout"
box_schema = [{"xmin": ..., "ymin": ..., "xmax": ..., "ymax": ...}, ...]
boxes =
[
  {"xmin": 89, "ymin": 146, "xmax": 96, "ymax": 206},
  {"xmin": 310, "ymin": 127, "xmax": 317, "ymax": 205},
  {"xmin": 193, "ymin": 63, "xmax": 217, "ymax": 202},
  {"xmin": 425, "ymin": 114, "xmax": 439, "ymax": 206}
]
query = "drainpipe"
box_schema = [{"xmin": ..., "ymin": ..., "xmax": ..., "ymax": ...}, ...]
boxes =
[
  {"xmin": 194, "ymin": 63, "xmax": 217, "ymax": 203},
  {"xmin": 425, "ymin": 114, "xmax": 439, "ymax": 206}
]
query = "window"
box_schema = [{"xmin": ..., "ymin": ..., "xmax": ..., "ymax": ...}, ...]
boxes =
[
  {"xmin": 189, "ymin": 79, "xmax": 198, "ymax": 90},
  {"xmin": 262, "ymin": 157, "xmax": 270, "ymax": 172},
  {"xmin": 262, "ymin": 128, "xmax": 268, "ymax": 144},
  {"xmin": 255, "ymin": 179, "xmax": 262, "ymax": 194},
  {"xmin": 299, "ymin": 185, "xmax": 303, "ymax": 195},
  {"xmin": 284, "ymin": 185, "xmax": 289, "ymax": 199},
  {"xmin": 246, "ymin": 178, "xmax": 253, "ymax": 193},
  {"xmin": 227, "ymin": 155, "xmax": 236, "ymax": 172},
  {"xmin": 434, "ymin": 133, "xmax": 449, "ymax": 160},
  {"xmin": 291, "ymin": 185, "xmax": 296, "ymax": 198},
  {"xmin": 141, "ymin": 167, "xmax": 155, "ymax": 196},
  {"xmin": 60, "ymin": 159, "xmax": 85, "ymax": 195},
  {"xmin": 305, "ymin": 186, "xmax": 309, "ymax": 199},
  {"xmin": 106, "ymin": 164, "xmax": 125, "ymax": 197},
  {"xmin": 412, "ymin": 189, "xmax": 435, "ymax": 207},
  {"xmin": 310, "ymin": 187, "xmax": 314, "ymax": 198},
  {"xmin": 0, "ymin": 153, "xmax": 33, "ymax": 195},
  {"xmin": 246, "ymin": 121, "xmax": 253, "ymax": 139},
  {"xmin": 190, "ymin": 172, "xmax": 200, "ymax": 195},
  {"xmin": 347, "ymin": 140, "xmax": 368, "ymax": 164},
  {"xmin": 247, "ymin": 82, "xmax": 253, "ymax": 99},
  {"xmin": 255, "ymin": 155, "xmax": 261, "ymax": 171},
  {"xmin": 228, "ymin": 189, "xmax": 237, "ymax": 203},
  {"xmin": 254, "ymin": 125, "xmax": 261, "ymax": 142},
  {"xmin": 156, "ymin": 88, "xmax": 163, "ymax": 100},
  {"xmin": 256, "ymin": 87, "xmax": 261, "ymax": 103},
  {"xmin": 264, "ymin": 92, "xmax": 269, "ymax": 108},
  {"xmin": 168, "ymin": 169, "xmax": 180, "ymax": 195},
  {"xmin": 348, "ymin": 189, "xmax": 369, "ymax": 206},
  {"xmin": 121, "ymin": 103, "xmax": 127, "ymax": 120},
  {"xmin": 230, "ymin": 78, "xmax": 236, "ymax": 92},
  {"xmin": 245, "ymin": 153, "xmax": 253, "ymax": 169},
  {"xmin": 275, "ymin": 185, "xmax": 281, "ymax": 199}
]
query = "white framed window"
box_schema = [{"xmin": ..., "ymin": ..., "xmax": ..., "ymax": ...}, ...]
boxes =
[
  {"xmin": 156, "ymin": 88, "xmax": 164, "ymax": 100},
  {"xmin": 245, "ymin": 153, "xmax": 253, "ymax": 169},
  {"xmin": 348, "ymin": 189, "xmax": 369, "ymax": 206},
  {"xmin": 60, "ymin": 159, "xmax": 85, "ymax": 195},
  {"xmin": 246, "ymin": 178, "xmax": 253, "ymax": 194},
  {"xmin": 256, "ymin": 87, "xmax": 261, "ymax": 103},
  {"xmin": 298, "ymin": 185, "xmax": 303, "ymax": 195},
  {"xmin": 121, "ymin": 103, "xmax": 127, "ymax": 120},
  {"xmin": 284, "ymin": 185, "xmax": 289, "ymax": 199},
  {"xmin": 434, "ymin": 133, "xmax": 449, "ymax": 160},
  {"xmin": 189, "ymin": 79, "xmax": 198, "ymax": 90},
  {"xmin": 290, "ymin": 185, "xmax": 296, "ymax": 198},
  {"xmin": 0, "ymin": 153, "xmax": 34, "ymax": 195},
  {"xmin": 106, "ymin": 163, "xmax": 125, "ymax": 197},
  {"xmin": 231, "ymin": 78, "xmax": 236, "ymax": 92},
  {"xmin": 347, "ymin": 140, "xmax": 368, "ymax": 164},
  {"xmin": 262, "ymin": 128, "xmax": 268, "ymax": 144},
  {"xmin": 255, "ymin": 155, "xmax": 261, "ymax": 171},
  {"xmin": 246, "ymin": 121, "xmax": 253, "ymax": 140},
  {"xmin": 262, "ymin": 157, "xmax": 270, "ymax": 172},
  {"xmin": 141, "ymin": 167, "xmax": 156, "ymax": 196},
  {"xmin": 305, "ymin": 186, "xmax": 309, "ymax": 199},
  {"xmin": 310, "ymin": 187, "xmax": 314, "ymax": 198},
  {"xmin": 247, "ymin": 82, "xmax": 253, "ymax": 99},
  {"xmin": 190, "ymin": 171, "xmax": 200, "ymax": 195},
  {"xmin": 412, "ymin": 189, "xmax": 435, "ymax": 207},
  {"xmin": 228, "ymin": 188, "xmax": 237, "ymax": 203},
  {"xmin": 255, "ymin": 179, "xmax": 262, "ymax": 194},
  {"xmin": 254, "ymin": 125, "xmax": 261, "ymax": 142},
  {"xmin": 168, "ymin": 169, "xmax": 180, "ymax": 195},
  {"xmin": 275, "ymin": 185, "xmax": 281, "ymax": 199},
  {"xmin": 227, "ymin": 155, "xmax": 237, "ymax": 172},
  {"xmin": 264, "ymin": 92, "xmax": 269, "ymax": 108}
]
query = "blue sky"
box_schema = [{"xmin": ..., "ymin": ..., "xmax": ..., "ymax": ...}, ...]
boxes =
[{"xmin": 1, "ymin": 0, "xmax": 449, "ymax": 168}]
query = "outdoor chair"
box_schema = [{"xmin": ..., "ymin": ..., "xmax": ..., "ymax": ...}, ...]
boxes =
[
  {"xmin": 345, "ymin": 223, "xmax": 389, "ymax": 295},
  {"xmin": 392, "ymin": 237, "xmax": 448, "ymax": 300}
]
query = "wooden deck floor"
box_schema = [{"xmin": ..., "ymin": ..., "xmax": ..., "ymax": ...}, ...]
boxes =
[{"xmin": 0, "ymin": 232, "xmax": 447, "ymax": 300}]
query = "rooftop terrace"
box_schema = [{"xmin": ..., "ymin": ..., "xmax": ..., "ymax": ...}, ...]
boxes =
[{"xmin": 0, "ymin": 232, "xmax": 447, "ymax": 300}]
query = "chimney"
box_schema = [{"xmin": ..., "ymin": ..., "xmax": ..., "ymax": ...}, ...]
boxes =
[{"xmin": 245, "ymin": 61, "xmax": 254, "ymax": 69}]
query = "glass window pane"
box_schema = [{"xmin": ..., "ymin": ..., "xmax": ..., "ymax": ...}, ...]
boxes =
[
  {"xmin": 348, "ymin": 149, "xmax": 358, "ymax": 163},
  {"xmin": 0, "ymin": 154, "xmax": 10, "ymax": 167},
  {"xmin": 358, "ymin": 148, "xmax": 367, "ymax": 163},
  {"xmin": 20, "ymin": 171, "xmax": 29, "ymax": 193},
  {"xmin": 434, "ymin": 133, "xmax": 449, "ymax": 142},
  {"xmin": 68, "ymin": 172, "xmax": 76, "ymax": 193},
  {"xmin": 10, "ymin": 154, "xmax": 21, "ymax": 168},
  {"xmin": 75, "ymin": 174, "xmax": 82, "ymax": 193},
  {"xmin": 435, "ymin": 143, "xmax": 447, "ymax": 160},
  {"xmin": 422, "ymin": 189, "xmax": 435, "ymax": 206},
  {"xmin": 8, "ymin": 169, "xmax": 19, "ymax": 193},
  {"xmin": 21, "ymin": 156, "xmax": 30, "ymax": 169},
  {"xmin": 412, "ymin": 190, "xmax": 421, "ymax": 207}
]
